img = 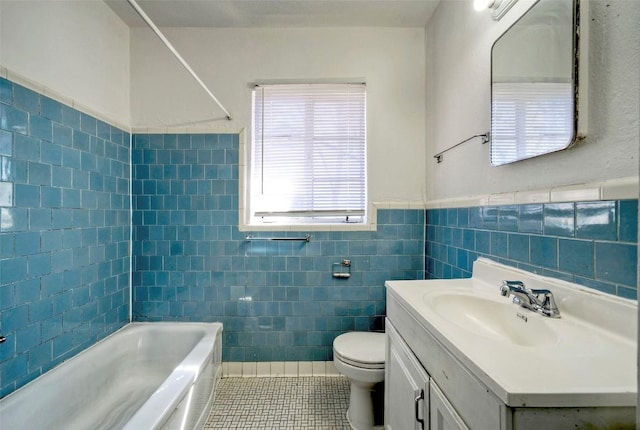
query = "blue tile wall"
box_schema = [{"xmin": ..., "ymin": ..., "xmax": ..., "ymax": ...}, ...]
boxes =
[
  {"xmin": 132, "ymin": 133, "xmax": 424, "ymax": 362},
  {"xmin": 0, "ymin": 78, "xmax": 130, "ymax": 398},
  {"xmin": 426, "ymin": 201, "xmax": 638, "ymax": 299}
]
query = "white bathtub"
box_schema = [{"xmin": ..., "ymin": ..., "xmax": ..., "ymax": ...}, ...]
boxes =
[{"xmin": 0, "ymin": 322, "xmax": 223, "ymax": 430}]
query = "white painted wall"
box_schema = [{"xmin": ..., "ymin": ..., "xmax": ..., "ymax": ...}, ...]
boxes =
[
  {"xmin": 130, "ymin": 27, "xmax": 426, "ymax": 204},
  {"xmin": 425, "ymin": 0, "xmax": 639, "ymax": 201},
  {"xmin": 0, "ymin": 1, "xmax": 131, "ymax": 127}
]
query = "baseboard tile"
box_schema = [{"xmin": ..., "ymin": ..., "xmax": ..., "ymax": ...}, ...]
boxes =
[{"xmin": 222, "ymin": 361, "xmax": 343, "ymax": 377}]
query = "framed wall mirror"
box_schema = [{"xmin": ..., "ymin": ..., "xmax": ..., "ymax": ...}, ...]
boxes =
[{"xmin": 490, "ymin": 0, "xmax": 586, "ymax": 166}]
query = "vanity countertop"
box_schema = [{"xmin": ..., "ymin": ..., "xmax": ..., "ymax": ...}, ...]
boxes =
[{"xmin": 385, "ymin": 258, "xmax": 637, "ymax": 408}]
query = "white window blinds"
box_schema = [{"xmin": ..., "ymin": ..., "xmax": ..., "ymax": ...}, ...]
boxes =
[
  {"xmin": 251, "ymin": 83, "xmax": 367, "ymax": 224},
  {"xmin": 491, "ymin": 82, "xmax": 574, "ymax": 166}
]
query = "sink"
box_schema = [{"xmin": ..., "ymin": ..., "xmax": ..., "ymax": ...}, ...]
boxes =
[
  {"xmin": 423, "ymin": 290, "xmax": 559, "ymax": 347},
  {"xmin": 386, "ymin": 258, "xmax": 637, "ymax": 409}
]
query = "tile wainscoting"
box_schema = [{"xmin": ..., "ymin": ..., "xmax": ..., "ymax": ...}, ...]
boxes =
[
  {"xmin": 0, "ymin": 77, "xmax": 130, "ymax": 397},
  {"xmin": 132, "ymin": 133, "xmax": 424, "ymax": 362},
  {"xmin": 426, "ymin": 200, "xmax": 638, "ymax": 299}
]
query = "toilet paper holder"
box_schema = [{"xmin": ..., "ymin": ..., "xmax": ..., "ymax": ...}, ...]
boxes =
[{"xmin": 332, "ymin": 259, "xmax": 351, "ymax": 279}]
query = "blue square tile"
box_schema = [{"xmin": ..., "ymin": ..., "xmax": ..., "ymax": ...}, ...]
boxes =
[
  {"xmin": 576, "ymin": 201, "xmax": 617, "ymax": 240},
  {"xmin": 14, "ymin": 134, "xmax": 40, "ymax": 160},
  {"xmin": 558, "ymin": 239, "xmax": 593, "ymax": 277},
  {"xmin": 73, "ymin": 131, "xmax": 90, "ymax": 152},
  {"xmin": 0, "ymin": 129, "xmax": 12, "ymax": 156},
  {"xmin": 595, "ymin": 242, "xmax": 637, "ymax": 287},
  {"xmin": 482, "ymin": 206, "xmax": 499, "ymax": 230},
  {"xmin": 13, "ymin": 85, "xmax": 40, "ymax": 114},
  {"xmin": 28, "ymin": 208, "xmax": 52, "ymax": 230},
  {"xmin": 474, "ymin": 230, "xmax": 490, "ymax": 254},
  {"xmin": 14, "ymin": 232, "xmax": 40, "ymax": 255},
  {"xmin": 446, "ymin": 208, "xmax": 458, "ymax": 226},
  {"xmin": 0, "ymin": 78, "xmax": 13, "ymax": 102},
  {"xmin": 97, "ymin": 120, "xmax": 111, "ymax": 140},
  {"xmin": 498, "ymin": 206, "xmax": 518, "ymax": 231},
  {"xmin": 518, "ymin": 204, "xmax": 542, "ymax": 234},
  {"xmin": 530, "ymin": 236, "xmax": 557, "ymax": 269},
  {"xmin": 80, "ymin": 113, "xmax": 97, "ymax": 135},
  {"xmin": 61, "ymin": 147, "xmax": 81, "ymax": 169},
  {"xmin": 1, "ymin": 104, "xmax": 28, "ymax": 135},
  {"xmin": 28, "ymin": 162, "xmax": 51, "ymax": 186},
  {"xmin": 456, "ymin": 208, "xmax": 469, "ymax": 227},
  {"xmin": 426, "ymin": 209, "xmax": 439, "ymax": 226},
  {"xmin": 41, "ymin": 187, "xmax": 61, "ymax": 208},
  {"xmin": 41, "ymin": 143, "xmax": 62, "ymax": 166},
  {"xmin": 52, "ymin": 124, "xmax": 72, "ymax": 147},
  {"xmin": 29, "ymin": 116, "xmax": 52, "ymax": 141},
  {"xmin": 41, "ymin": 98, "xmax": 62, "ymax": 123},
  {"xmin": 544, "ymin": 203, "xmax": 575, "ymax": 237},
  {"xmin": 619, "ymin": 200, "xmax": 638, "ymax": 243},
  {"xmin": 15, "ymin": 323, "xmax": 41, "ymax": 352},
  {"xmin": 29, "ymin": 253, "xmax": 51, "ymax": 277},
  {"xmin": 617, "ymin": 286, "xmax": 637, "ymax": 300},
  {"xmin": 490, "ymin": 232, "xmax": 507, "ymax": 257},
  {"xmin": 0, "ymin": 181, "xmax": 13, "ymax": 207},
  {"xmin": 507, "ymin": 233, "xmax": 529, "ymax": 262},
  {"xmin": 41, "ymin": 230, "xmax": 63, "ymax": 252},
  {"xmin": 1, "ymin": 255, "xmax": 27, "ymax": 283},
  {"xmin": 1, "ymin": 208, "xmax": 29, "ymax": 231}
]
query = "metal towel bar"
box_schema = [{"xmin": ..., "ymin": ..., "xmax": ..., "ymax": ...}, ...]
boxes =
[
  {"xmin": 434, "ymin": 132, "xmax": 490, "ymax": 163},
  {"xmin": 245, "ymin": 234, "xmax": 311, "ymax": 242}
]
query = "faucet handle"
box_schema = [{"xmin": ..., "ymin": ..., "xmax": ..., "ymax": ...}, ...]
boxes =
[
  {"xmin": 530, "ymin": 288, "xmax": 561, "ymax": 318},
  {"xmin": 500, "ymin": 280, "xmax": 525, "ymax": 296}
]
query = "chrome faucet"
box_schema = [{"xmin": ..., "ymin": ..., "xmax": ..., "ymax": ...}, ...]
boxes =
[{"xmin": 499, "ymin": 280, "xmax": 561, "ymax": 318}]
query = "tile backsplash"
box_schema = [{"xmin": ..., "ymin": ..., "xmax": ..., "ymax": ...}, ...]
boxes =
[
  {"xmin": 132, "ymin": 133, "xmax": 424, "ymax": 362},
  {"xmin": 0, "ymin": 78, "xmax": 130, "ymax": 397},
  {"xmin": 426, "ymin": 201, "xmax": 638, "ymax": 299},
  {"xmin": 1, "ymin": 73, "xmax": 638, "ymax": 400}
]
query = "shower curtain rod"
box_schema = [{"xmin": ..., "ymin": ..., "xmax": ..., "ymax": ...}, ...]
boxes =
[{"xmin": 127, "ymin": 0, "xmax": 232, "ymax": 120}]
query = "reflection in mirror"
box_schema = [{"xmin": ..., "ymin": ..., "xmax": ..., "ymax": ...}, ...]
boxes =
[{"xmin": 490, "ymin": 0, "xmax": 581, "ymax": 166}]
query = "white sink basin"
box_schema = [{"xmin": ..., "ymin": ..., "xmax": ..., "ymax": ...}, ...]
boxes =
[{"xmin": 423, "ymin": 291, "xmax": 558, "ymax": 347}]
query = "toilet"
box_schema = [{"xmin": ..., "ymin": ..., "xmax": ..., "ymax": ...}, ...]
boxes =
[{"xmin": 333, "ymin": 331, "xmax": 386, "ymax": 430}]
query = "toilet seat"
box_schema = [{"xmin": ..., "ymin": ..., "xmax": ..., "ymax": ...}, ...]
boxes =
[{"xmin": 333, "ymin": 332, "xmax": 385, "ymax": 370}]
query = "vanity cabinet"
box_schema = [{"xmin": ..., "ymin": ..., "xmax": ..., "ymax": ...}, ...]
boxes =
[
  {"xmin": 430, "ymin": 383, "xmax": 468, "ymax": 430},
  {"xmin": 386, "ymin": 321, "xmax": 469, "ymax": 430},
  {"xmin": 385, "ymin": 258, "xmax": 637, "ymax": 430},
  {"xmin": 385, "ymin": 323, "xmax": 429, "ymax": 430},
  {"xmin": 386, "ymin": 294, "xmax": 505, "ymax": 430}
]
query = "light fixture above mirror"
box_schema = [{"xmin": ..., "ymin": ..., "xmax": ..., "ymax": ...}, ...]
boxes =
[{"xmin": 474, "ymin": 0, "xmax": 519, "ymax": 20}]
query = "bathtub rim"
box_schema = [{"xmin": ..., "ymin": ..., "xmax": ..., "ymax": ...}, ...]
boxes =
[
  {"xmin": 123, "ymin": 322, "xmax": 223, "ymax": 430},
  {"xmin": 0, "ymin": 321, "xmax": 223, "ymax": 430}
]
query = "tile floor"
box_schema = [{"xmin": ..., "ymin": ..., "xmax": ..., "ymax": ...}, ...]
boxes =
[{"xmin": 204, "ymin": 377, "xmax": 352, "ymax": 429}]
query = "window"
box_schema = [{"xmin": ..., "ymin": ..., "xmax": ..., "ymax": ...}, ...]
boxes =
[
  {"xmin": 250, "ymin": 83, "xmax": 367, "ymax": 225},
  {"xmin": 491, "ymin": 82, "xmax": 574, "ymax": 165}
]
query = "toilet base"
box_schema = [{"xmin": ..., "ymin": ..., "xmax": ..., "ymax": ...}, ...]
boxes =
[{"xmin": 345, "ymin": 379, "xmax": 379, "ymax": 430}]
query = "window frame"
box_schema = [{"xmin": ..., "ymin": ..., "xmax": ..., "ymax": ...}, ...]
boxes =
[{"xmin": 243, "ymin": 82, "xmax": 370, "ymax": 230}]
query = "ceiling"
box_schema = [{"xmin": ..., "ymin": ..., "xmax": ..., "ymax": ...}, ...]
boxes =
[{"xmin": 105, "ymin": 0, "xmax": 441, "ymax": 28}]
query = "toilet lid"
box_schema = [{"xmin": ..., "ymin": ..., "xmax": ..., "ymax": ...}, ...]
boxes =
[{"xmin": 333, "ymin": 332, "xmax": 385, "ymax": 369}]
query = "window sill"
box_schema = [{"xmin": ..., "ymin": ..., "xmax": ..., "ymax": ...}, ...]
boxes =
[{"xmin": 238, "ymin": 222, "xmax": 377, "ymax": 232}]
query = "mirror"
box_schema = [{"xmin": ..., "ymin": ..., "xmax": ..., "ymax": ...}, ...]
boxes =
[{"xmin": 490, "ymin": 0, "xmax": 583, "ymax": 166}]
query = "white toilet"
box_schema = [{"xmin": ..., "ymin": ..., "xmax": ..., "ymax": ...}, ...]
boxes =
[{"xmin": 333, "ymin": 331, "xmax": 386, "ymax": 430}]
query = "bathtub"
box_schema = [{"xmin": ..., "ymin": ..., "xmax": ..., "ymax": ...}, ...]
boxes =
[{"xmin": 0, "ymin": 322, "xmax": 222, "ymax": 430}]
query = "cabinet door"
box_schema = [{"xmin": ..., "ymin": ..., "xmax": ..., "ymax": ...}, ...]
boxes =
[
  {"xmin": 430, "ymin": 382, "xmax": 469, "ymax": 430},
  {"xmin": 386, "ymin": 321, "xmax": 430, "ymax": 430}
]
